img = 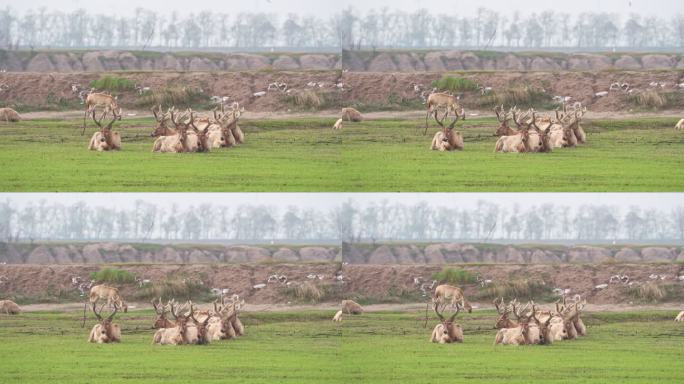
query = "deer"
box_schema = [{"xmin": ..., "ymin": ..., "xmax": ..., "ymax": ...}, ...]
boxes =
[
  {"xmin": 556, "ymin": 102, "xmax": 587, "ymax": 144},
  {"xmin": 494, "ymin": 108, "xmax": 537, "ymax": 153},
  {"xmin": 151, "ymin": 298, "xmax": 174, "ymax": 329},
  {"xmin": 430, "ymin": 302, "xmax": 464, "ymax": 343},
  {"xmin": 215, "ymin": 294, "xmax": 245, "ymax": 337},
  {"xmin": 152, "ymin": 108, "xmax": 191, "ymax": 153},
  {"xmin": 675, "ymin": 311, "xmax": 684, "ymax": 321},
  {"xmin": 494, "ymin": 300, "xmax": 536, "ymax": 345},
  {"xmin": 341, "ymin": 299, "xmax": 364, "ymax": 315},
  {"xmin": 332, "ymin": 310, "xmax": 343, "ymax": 322},
  {"xmin": 88, "ymin": 302, "xmax": 121, "ymax": 343},
  {"xmin": 186, "ymin": 302, "xmax": 212, "ymax": 345},
  {"xmin": 0, "ymin": 299, "xmax": 21, "ymax": 314},
  {"xmin": 432, "ymin": 284, "xmax": 473, "ymax": 313},
  {"xmin": 430, "ymin": 112, "xmax": 464, "ymax": 151},
  {"xmin": 83, "ymin": 92, "xmax": 122, "ymax": 134},
  {"xmin": 86, "ymin": 284, "xmax": 128, "ymax": 319},
  {"xmin": 424, "ymin": 92, "xmax": 465, "ymax": 135},
  {"xmin": 213, "ymin": 102, "xmax": 244, "ymax": 146},
  {"xmin": 333, "ymin": 118, "xmax": 343, "ymax": 130},
  {"xmin": 88, "ymin": 110, "xmax": 121, "ymax": 151},
  {"xmin": 152, "ymin": 300, "xmax": 191, "ymax": 345},
  {"xmin": 676, "ymin": 119, "xmax": 684, "ymax": 130}
]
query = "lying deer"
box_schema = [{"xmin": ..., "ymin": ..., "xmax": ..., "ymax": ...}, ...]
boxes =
[
  {"xmin": 430, "ymin": 302, "xmax": 464, "ymax": 343},
  {"xmin": 430, "ymin": 112, "xmax": 464, "ymax": 151},
  {"xmin": 88, "ymin": 302, "xmax": 121, "ymax": 343},
  {"xmin": 88, "ymin": 110, "xmax": 121, "ymax": 151}
]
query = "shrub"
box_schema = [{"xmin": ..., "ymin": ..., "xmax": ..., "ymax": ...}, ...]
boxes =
[
  {"xmin": 286, "ymin": 281, "xmax": 324, "ymax": 303},
  {"xmin": 135, "ymin": 86, "xmax": 210, "ymax": 109},
  {"xmin": 134, "ymin": 277, "xmax": 210, "ymax": 301},
  {"xmin": 478, "ymin": 279, "xmax": 551, "ymax": 301},
  {"xmin": 628, "ymin": 90, "xmax": 678, "ymax": 109},
  {"xmin": 89, "ymin": 268, "xmax": 136, "ymax": 284},
  {"xmin": 477, "ymin": 86, "xmax": 552, "ymax": 108},
  {"xmin": 89, "ymin": 76, "xmax": 135, "ymax": 92},
  {"xmin": 287, "ymin": 90, "xmax": 323, "ymax": 109},
  {"xmin": 431, "ymin": 76, "xmax": 478, "ymax": 92},
  {"xmin": 628, "ymin": 282, "xmax": 676, "ymax": 302},
  {"xmin": 432, "ymin": 268, "xmax": 477, "ymax": 285}
]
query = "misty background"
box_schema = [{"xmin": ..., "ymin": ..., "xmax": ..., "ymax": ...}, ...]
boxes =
[
  {"xmin": 1, "ymin": 1, "xmax": 684, "ymax": 50},
  {"xmin": 0, "ymin": 193, "xmax": 682, "ymax": 244}
]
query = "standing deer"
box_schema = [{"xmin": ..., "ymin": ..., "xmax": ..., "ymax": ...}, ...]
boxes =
[
  {"xmin": 88, "ymin": 302, "xmax": 121, "ymax": 343},
  {"xmin": 88, "ymin": 110, "xmax": 121, "ymax": 151},
  {"xmin": 432, "ymin": 284, "xmax": 473, "ymax": 313},
  {"xmin": 83, "ymin": 92, "xmax": 122, "ymax": 134},
  {"xmin": 675, "ymin": 311, "xmax": 684, "ymax": 321},
  {"xmin": 424, "ymin": 92, "xmax": 465, "ymax": 135},
  {"xmin": 430, "ymin": 302, "xmax": 464, "ymax": 343}
]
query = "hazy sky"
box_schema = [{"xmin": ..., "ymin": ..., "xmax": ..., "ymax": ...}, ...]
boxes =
[
  {"xmin": 1, "ymin": 193, "xmax": 681, "ymax": 212},
  {"xmin": 4, "ymin": 0, "xmax": 683, "ymax": 17}
]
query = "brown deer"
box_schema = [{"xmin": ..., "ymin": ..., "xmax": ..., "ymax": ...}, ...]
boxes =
[
  {"xmin": 430, "ymin": 302, "xmax": 463, "ymax": 343},
  {"xmin": 88, "ymin": 110, "xmax": 121, "ymax": 151},
  {"xmin": 430, "ymin": 113, "xmax": 464, "ymax": 151},
  {"xmin": 88, "ymin": 302, "xmax": 121, "ymax": 343},
  {"xmin": 151, "ymin": 298, "xmax": 174, "ymax": 329},
  {"xmin": 152, "ymin": 300, "xmax": 191, "ymax": 345},
  {"xmin": 432, "ymin": 284, "xmax": 473, "ymax": 313},
  {"xmin": 213, "ymin": 102, "xmax": 244, "ymax": 145},
  {"xmin": 424, "ymin": 92, "xmax": 465, "ymax": 135},
  {"xmin": 494, "ymin": 301, "xmax": 535, "ymax": 345},
  {"xmin": 152, "ymin": 109, "xmax": 191, "ymax": 153},
  {"xmin": 83, "ymin": 92, "xmax": 122, "ymax": 134}
]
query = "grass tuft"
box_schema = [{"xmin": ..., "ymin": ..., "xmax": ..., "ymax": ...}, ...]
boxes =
[
  {"xmin": 134, "ymin": 277, "xmax": 210, "ymax": 301},
  {"xmin": 477, "ymin": 279, "xmax": 551, "ymax": 301},
  {"xmin": 431, "ymin": 76, "xmax": 479, "ymax": 92},
  {"xmin": 89, "ymin": 76, "xmax": 135, "ymax": 92},
  {"xmin": 89, "ymin": 268, "xmax": 136, "ymax": 284},
  {"xmin": 135, "ymin": 87, "xmax": 210, "ymax": 109},
  {"xmin": 432, "ymin": 268, "xmax": 477, "ymax": 285}
]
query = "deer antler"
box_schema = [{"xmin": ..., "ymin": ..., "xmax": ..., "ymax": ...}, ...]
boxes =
[
  {"xmin": 92, "ymin": 302, "xmax": 104, "ymax": 321},
  {"xmin": 107, "ymin": 303, "xmax": 119, "ymax": 321}
]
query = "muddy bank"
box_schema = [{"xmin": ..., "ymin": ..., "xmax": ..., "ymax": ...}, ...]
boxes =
[
  {"xmin": 343, "ymin": 50, "xmax": 684, "ymax": 72},
  {"xmin": 0, "ymin": 263, "xmax": 682, "ymax": 305},
  {"xmin": 344, "ymin": 243, "xmax": 684, "ymax": 264},
  {"xmin": 0, "ymin": 50, "xmax": 340, "ymax": 72},
  {"xmin": 2, "ymin": 70, "xmax": 684, "ymax": 113},
  {"xmin": 0, "ymin": 242, "xmax": 340, "ymax": 265}
]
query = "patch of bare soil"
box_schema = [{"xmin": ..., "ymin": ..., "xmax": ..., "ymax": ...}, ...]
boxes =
[{"xmin": 2, "ymin": 263, "xmax": 683, "ymax": 307}]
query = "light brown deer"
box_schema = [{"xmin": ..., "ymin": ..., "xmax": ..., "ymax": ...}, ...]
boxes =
[
  {"xmin": 430, "ymin": 302, "xmax": 464, "ymax": 343},
  {"xmin": 88, "ymin": 110, "xmax": 121, "ymax": 151},
  {"xmin": 432, "ymin": 284, "xmax": 472, "ymax": 313},
  {"xmin": 152, "ymin": 109, "xmax": 191, "ymax": 153},
  {"xmin": 88, "ymin": 302, "xmax": 121, "ymax": 343},
  {"xmin": 88, "ymin": 284, "xmax": 128, "ymax": 313},
  {"xmin": 152, "ymin": 300, "xmax": 191, "ymax": 345},
  {"xmin": 494, "ymin": 300, "xmax": 535, "ymax": 345},
  {"xmin": 83, "ymin": 92, "xmax": 122, "ymax": 134},
  {"xmin": 430, "ymin": 113, "xmax": 464, "ymax": 151},
  {"xmin": 0, "ymin": 299, "xmax": 21, "ymax": 314},
  {"xmin": 151, "ymin": 298, "xmax": 174, "ymax": 329},
  {"xmin": 214, "ymin": 102, "xmax": 244, "ymax": 145},
  {"xmin": 424, "ymin": 92, "xmax": 465, "ymax": 135}
]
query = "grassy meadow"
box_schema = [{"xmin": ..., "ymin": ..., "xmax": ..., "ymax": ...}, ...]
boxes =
[
  {"xmin": 0, "ymin": 115, "xmax": 682, "ymax": 191},
  {"xmin": 0, "ymin": 308, "xmax": 682, "ymax": 383}
]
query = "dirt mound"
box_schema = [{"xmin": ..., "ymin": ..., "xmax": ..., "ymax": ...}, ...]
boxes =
[
  {"xmin": 2, "ymin": 69, "xmax": 684, "ymax": 113},
  {"xmin": 1, "ymin": 50, "xmax": 340, "ymax": 72},
  {"xmin": 344, "ymin": 243, "xmax": 684, "ymax": 264},
  {"xmin": 2, "ymin": 263, "xmax": 682, "ymax": 305},
  {"xmin": 0, "ymin": 242, "xmax": 340, "ymax": 264},
  {"xmin": 344, "ymin": 50, "xmax": 684, "ymax": 72}
]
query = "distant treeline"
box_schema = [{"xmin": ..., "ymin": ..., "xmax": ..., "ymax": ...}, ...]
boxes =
[
  {"xmin": 0, "ymin": 7, "xmax": 683, "ymax": 50},
  {"xmin": 0, "ymin": 199, "xmax": 682, "ymax": 242}
]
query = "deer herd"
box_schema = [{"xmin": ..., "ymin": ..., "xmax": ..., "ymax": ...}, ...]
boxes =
[
  {"xmin": 84, "ymin": 99, "xmax": 245, "ymax": 153},
  {"xmin": 86, "ymin": 290, "xmax": 245, "ymax": 346}
]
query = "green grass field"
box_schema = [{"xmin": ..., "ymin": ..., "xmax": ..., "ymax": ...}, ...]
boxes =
[
  {"xmin": 0, "ymin": 309, "xmax": 682, "ymax": 383},
  {"xmin": 0, "ymin": 115, "xmax": 682, "ymax": 191}
]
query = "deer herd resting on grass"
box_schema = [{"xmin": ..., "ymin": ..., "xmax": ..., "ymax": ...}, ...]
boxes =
[
  {"xmin": 84, "ymin": 101, "xmax": 245, "ymax": 153},
  {"xmin": 86, "ymin": 293, "xmax": 245, "ymax": 345},
  {"xmin": 425, "ymin": 283, "xmax": 589, "ymax": 346}
]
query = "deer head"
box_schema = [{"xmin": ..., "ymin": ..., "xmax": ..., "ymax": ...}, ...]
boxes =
[
  {"xmin": 494, "ymin": 105, "xmax": 517, "ymax": 136},
  {"xmin": 169, "ymin": 299, "xmax": 190, "ymax": 339},
  {"xmin": 92, "ymin": 301, "xmax": 118, "ymax": 341},
  {"xmin": 151, "ymin": 105, "xmax": 175, "ymax": 137},
  {"xmin": 531, "ymin": 303, "xmax": 554, "ymax": 345},
  {"xmin": 152, "ymin": 297, "xmax": 174, "ymax": 329},
  {"xmin": 433, "ymin": 302, "xmax": 463, "ymax": 343},
  {"xmin": 493, "ymin": 297, "xmax": 517, "ymax": 329},
  {"xmin": 188, "ymin": 301, "xmax": 211, "ymax": 345}
]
